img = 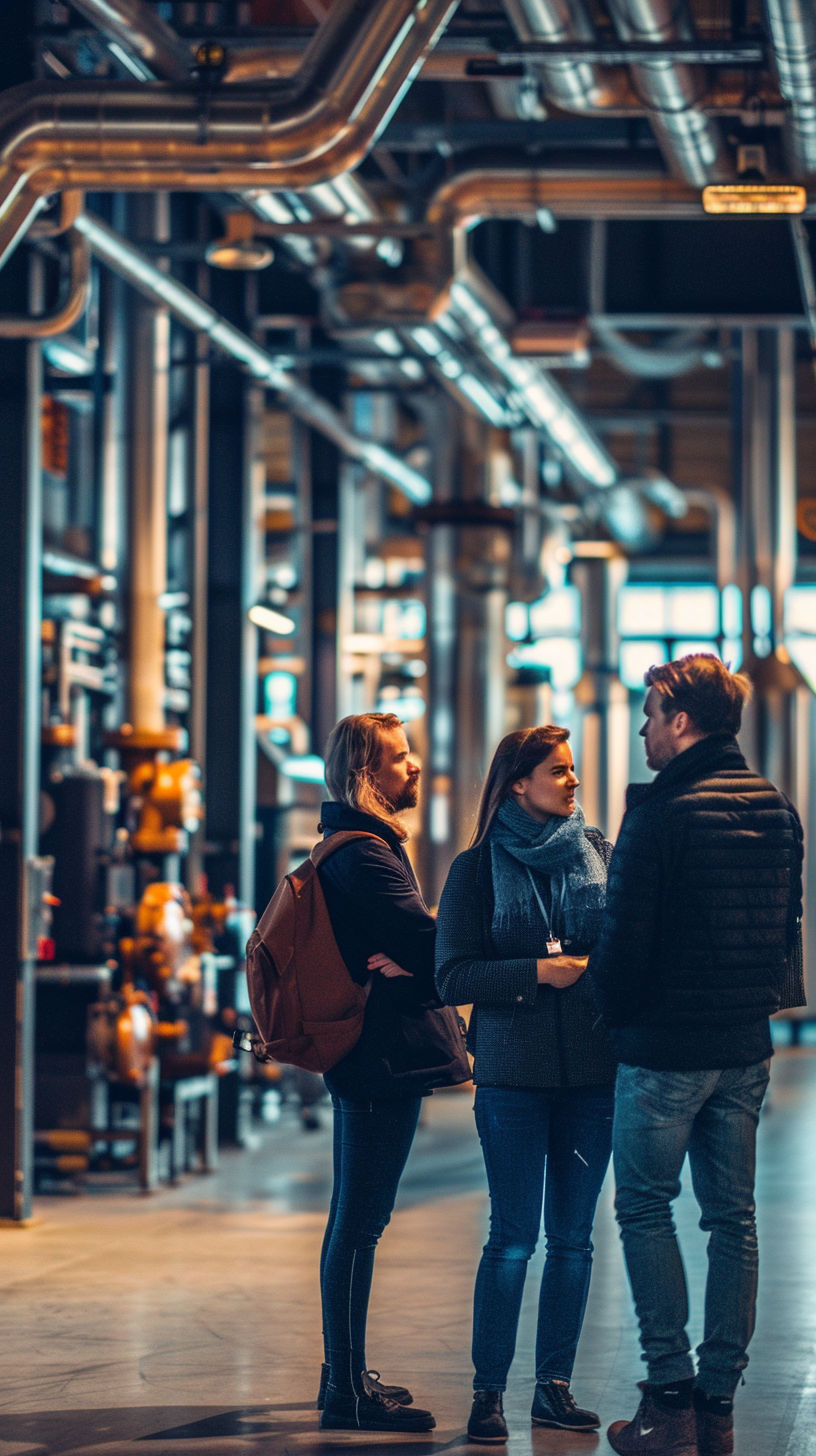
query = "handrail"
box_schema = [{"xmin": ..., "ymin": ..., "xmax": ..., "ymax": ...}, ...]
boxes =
[{"xmin": 0, "ymin": 229, "xmax": 90, "ymax": 338}]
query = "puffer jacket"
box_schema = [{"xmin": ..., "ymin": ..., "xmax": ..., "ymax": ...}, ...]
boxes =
[{"xmin": 589, "ymin": 733, "xmax": 804, "ymax": 1071}]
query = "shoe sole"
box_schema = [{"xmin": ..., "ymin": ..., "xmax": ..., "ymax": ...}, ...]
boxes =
[
  {"xmin": 532, "ymin": 1416, "xmax": 601, "ymax": 1431},
  {"xmin": 320, "ymin": 1418, "xmax": 435, "ymax": 1433},
  {"xmin": 467, "ymin": 1435, "xmax": 507, "ymax": 1444}
]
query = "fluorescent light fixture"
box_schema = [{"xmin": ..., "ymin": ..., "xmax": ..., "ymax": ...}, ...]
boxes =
[
  {"xmin": 74, "ymin": 213, "xmax": 433, "ymax": 507},
  {"xmin": 372, "ymin": 329, "xmax": 403, "ymax": 357},
  {"xmin": 376, "ymin": 695, "xmax": 426, "ymax": 721},
  {"xmin": 529, "ymin": 586, "xmax": 581, "ymax": 638},
  {"xmin": 446, "ymin": 282, "xmax": 617, "ymax": 488},
  {"xmin": 454, "ymin": 372, "xmax": 508, "ymax": 426},
  {"xmin": 248, "ymin": 604, "xmax": 296, "ymax": 635},
  {"xmin": 411, "ymin": 327, "xmax": 442, "ymax": 357},
  {"xmin": 43, "ymin": 336, "xmax": 95, "ymax": 376},
  {"xmin": 722, "ymin": 584, "xmax": 743, "ymax": 638},
  {"xmin": 750, "ymin": 584, "xmax": 772, "ymax": 639},
  {"xmin": 107, "ymin": 41, "xmax": 153, "ymax": 80},
  {"xmin": 672, "ymin": 640, "xmax": 720, "ymax": 660},
  {"xmin": 280, "ymin": 754, "xmax": 326, "ymax": 783},
  {"xmin": 702, "ymin": 184, "xmax": 806, "ymax": 215},
  {"xmin": 158, "ymin": 590, "xmax": 190, "ymax": 610}
]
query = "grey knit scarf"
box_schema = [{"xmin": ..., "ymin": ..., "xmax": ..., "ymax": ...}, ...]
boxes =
[{"xmin": 490, "ymin": 798, "xmax": 606, "ymax": 954}]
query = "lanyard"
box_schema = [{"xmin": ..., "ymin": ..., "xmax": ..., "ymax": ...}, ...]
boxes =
[{"xmin": 525, "ymin": 866, "xmax": 567, "ymax": 938}]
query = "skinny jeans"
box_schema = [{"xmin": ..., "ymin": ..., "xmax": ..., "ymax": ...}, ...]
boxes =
[
  {"xmin": 472, "ymin": 1083, "xmax": 614, "ymax": 1391},
  {"xmin": 613, "ymin": 1059, "xmax": 770, "ymax": 1399},
  {"xmin": 320, "ymin": 1093, "xmax": 422, "ymax": 1396}
]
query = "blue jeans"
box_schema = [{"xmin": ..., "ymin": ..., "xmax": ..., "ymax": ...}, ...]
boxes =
[
  {"xmin": 320, "ymin": 1094, "xmax": 422, "ymax": 1396},
  {"xmin": 472, "ymin": 1083, "xmax": 614, "ymax": 1391},
  {"xmin": 613, "ymin": 1059, "xmax": 771, "ymax": 1399}
]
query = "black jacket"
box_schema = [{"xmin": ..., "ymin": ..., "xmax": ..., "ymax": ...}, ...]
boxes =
[
  {"xmin": 435, "ymin": 829, "xmax": 617, "ymax": 1089},
  {"xmin": 317, "ymin": 802, "xmax": 464, "ymax": 1102},
  {"xmin": 589, "ymin": 734, "xmax": 804, "ymax": 1071}
]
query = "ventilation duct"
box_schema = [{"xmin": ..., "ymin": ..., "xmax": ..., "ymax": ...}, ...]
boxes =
[
  {"xmin": 763, "ymin": 0, "xmax": 816, "ymax": 177},
  {"xmin": 72, "ymin": 212, "xmax": 432, "ymax": 505},
  {"xmin": 603, "ymin": 0, "xmax": 732, "ymax": 185},
  {"xmin": 0, "ymin": 0, "xmax": 457, "ymax": 266}
]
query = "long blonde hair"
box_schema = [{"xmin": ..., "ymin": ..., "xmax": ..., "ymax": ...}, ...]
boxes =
[{"xmin": 324, "ymin": 713, "xmax": 409, "ymax": 840}]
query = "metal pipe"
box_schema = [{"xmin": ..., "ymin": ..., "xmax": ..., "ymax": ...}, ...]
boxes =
[
  {"xmin": 790, "ymin": 217, "xmax": 816, "ymax": 353},
  {"xmin": 426, "ymin": 169, "xmax": 702, "ymax": 225},
  {"xmin": 763, "ymin": 0, "xmax": 816, "ymax": 177},
  {"xmin": 68, "ymin": 0, "xmax": 193, "ymax": 81},
  {"xmin": 0, "ymin": 0, "xmax": 457, "ymax": 210},
  {"xmin": 604, "ymin": 0, "xmax": 732, "ymax": 185},
  {"xmin": 0, "ymin": 230, "xmax": 89, "ymax": 338},
  {"xmin": 501, "ymin": 0, "xmax": 635, "ymax": 114},
  {"xmin": 73, "ymin": 211, "xmax": 432, "ymax": 505}
]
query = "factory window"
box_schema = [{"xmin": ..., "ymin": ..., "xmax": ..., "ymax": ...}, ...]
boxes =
[
  {"xmin": 784, "ymin": 585, "xmax": 816, "ymax": 693},
  {"xmin": 617, "ymin": 583, "xmax": 727, "ymax": 687}
]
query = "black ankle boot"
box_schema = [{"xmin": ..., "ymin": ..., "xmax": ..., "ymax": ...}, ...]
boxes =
[
  {"xmin": 531, "ymin": 1379, "xmax": 600, "ymax": 1430},
  {"xmin": 320, "ymin": 1382, "xmax": 435, "ymax": 1433},
  {"xmin": 317, "ymin": 1363, "xmax": 413, "ymax": 1410},
  {"xmin": 468, "ymin": 1390, "xmax": 508, "ymax": 1444}
]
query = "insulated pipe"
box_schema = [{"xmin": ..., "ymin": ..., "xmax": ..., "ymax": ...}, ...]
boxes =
[
  {"xmin": 72, "ymin": 211, "xmax": 432, "ymax": 505},
  {"xmin": 0, "ymin": 229, "xmax": 89, "ymax": 338},
  {"xmin": 426, "ymin": 169, "xmax": 702, "ymax": 225},
  {"xmin": 0, "ymin": 0, "xmax": 458, "ymax": 253},
  {"xmin": 501, "ymin": 0, "xmax": 636, "ymax": 114},
  {"xmin": 763, "ymin": 0, "xmax": 816, "ymax": 177},
  {"xmin": 604, "ymin": 0, "xmax": 732, "ymax": 185}
]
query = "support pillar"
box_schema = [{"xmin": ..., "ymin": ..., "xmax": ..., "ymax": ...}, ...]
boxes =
[
  {"xmin": 0, "ymin": 280, "xmax": 42, "ymax": 1219},
  {"xmin": 573, "ymin": 553, "xmax": 629, "ymax": 840}
]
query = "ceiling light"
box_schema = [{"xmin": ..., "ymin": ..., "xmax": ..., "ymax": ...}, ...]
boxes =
[
  {"xmin": 280, "ymin": 755, "xmax": 326, "ymax": 783},
  {"xmin": 702, "ymin": 184, "xmax": 807, "ymax": 215},
  {"xmin": 536, "ymin": 208, "xmax": 558, "ymax": 234},
  {"xmin": 206, "ymin": 212, "xmax": 274, "ymax": 271},
  {"xmin": 249, "ymin": 604, "xmax": 296, "ymax": 635},
  {"xmin": 43, "ymin": 336, "xmax": 96, "ymax": 376}
]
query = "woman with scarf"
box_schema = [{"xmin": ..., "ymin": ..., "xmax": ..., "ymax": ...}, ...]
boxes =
[{"xmin": 435, "ymin": 725, "xmax": 616, "ymax": 1445}]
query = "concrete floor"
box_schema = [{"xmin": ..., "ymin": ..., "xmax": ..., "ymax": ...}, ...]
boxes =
[{"xmin": 1, "ymin": 1053, "xmax": 815, "ymax": 1456}]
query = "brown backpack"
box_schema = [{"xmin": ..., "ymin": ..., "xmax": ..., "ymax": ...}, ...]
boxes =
[{"xmin": 244, "ymin": 831, "xmax": 380, "ymax": 1073}]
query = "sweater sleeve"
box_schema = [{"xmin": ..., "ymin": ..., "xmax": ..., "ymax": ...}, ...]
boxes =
[
  {"xmin": 434, "ymin": 852, "xmax": 538, "ymax": 1008},
  {"xmin": 319, "ymin": 840, "xmax": 437, "ymax": 995},
  {"xmin": 587, "ymin": 806, "xmax": 662, "ymax": 1026}
]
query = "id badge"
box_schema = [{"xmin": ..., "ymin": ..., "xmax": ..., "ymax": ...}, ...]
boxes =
[{"xmin": 546, "ymin": 937, "xmax": 562, "ymax": 956}]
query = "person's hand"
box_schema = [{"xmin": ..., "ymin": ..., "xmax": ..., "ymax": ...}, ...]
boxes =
[
  {"xmin": 368, "ymin": 952, "xmax": 413, "ymax": 978},
  {"xmin": 536, "ymin": 955, "xmax": 588, "ymax": 988}
]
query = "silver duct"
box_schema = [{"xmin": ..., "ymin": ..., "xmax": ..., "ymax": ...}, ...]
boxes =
[
  {"xmin": 502, "ymin": 0, "xmax": 615, "ymax": 113},
  {"xmin": 604, "ymin": 0, "xmax": 732, "ymax": 185},
  {"xmin": 72, "ymin": 213, "xmax": 432, "ymax": 505},
  {"xmin": 763, "ymin": 0, "xmax": 816, "ymax": 176}
]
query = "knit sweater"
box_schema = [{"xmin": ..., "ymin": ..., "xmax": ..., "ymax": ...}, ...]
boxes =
[{"xmin": 435, "ymin": 830, "xmax": 617, "ymax": 1089}]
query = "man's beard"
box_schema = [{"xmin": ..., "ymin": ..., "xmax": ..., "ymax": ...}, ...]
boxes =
[{"xmin": 390, "ymin": 778, "xmax": 419, "ymax": 812}]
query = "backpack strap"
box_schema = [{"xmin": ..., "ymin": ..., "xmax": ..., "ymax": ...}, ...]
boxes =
[{"xmin": 310, "ymin": 830, "xmax": 386, "ymax": 869}]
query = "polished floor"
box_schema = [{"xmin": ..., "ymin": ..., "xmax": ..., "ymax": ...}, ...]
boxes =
[{"xmin": 2, "ymin": 1053, "xmax": 816, "ymax": 1456}]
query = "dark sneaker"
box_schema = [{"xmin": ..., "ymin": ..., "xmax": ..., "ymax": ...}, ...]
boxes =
[
  {"xmin": 316, "ymin": 1364, "xmax": 412, "ymax": 1410},
  {"xmin": 694, "ymin": 1402, "xmax": 733, "ymax": 1456},
  {"xmin": 468, "ymin": 1390, "xmax": 508, "ymax": 1444},
  {"xmin": 362, "ymin": 1369, "xmax": 413, "ymax": 1405},
  {"xmin": 319, "ymin": 1384, "xmax": 435, "ymax": 1432},
  {"xmin": 608, "ymin": 1384, "xmax": 698, "ymax": 1456},
  {"xmin": 531, "ymin": 1379, "xmax": 600, "ymax": 1430}
]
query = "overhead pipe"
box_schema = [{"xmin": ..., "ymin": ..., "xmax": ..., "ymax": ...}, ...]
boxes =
[
  {"xmin": 72, "ymin": 0, "xmax": 391, "ymax": 260},
  {"xmin": 501, "ymin": 0, "xmax": 642, "ymax": 115},
  {"xmin": 72, "ymin": 211, "xmax": 432, "ymax": 505},
  {"xmin": 0, "ymin": 229, "xmax": 90, "ymax": 338},
  {"xmin": 604, "ymin": 0, "xmax": 732, "ymax": 185},
  {"xmin": 0, "ymin": 0, "xmax": 458, "ymax": 261},
  {"xmin": 67, "ymin": 0, "xmax": 194, "ymax": 81},
  {"xmin": 763, "ymin": 0, "xmax": 816, "ymax": 177},
  {"xmin": 426, "ymin": 169, "xmax": 702, "ymax": 226}
]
